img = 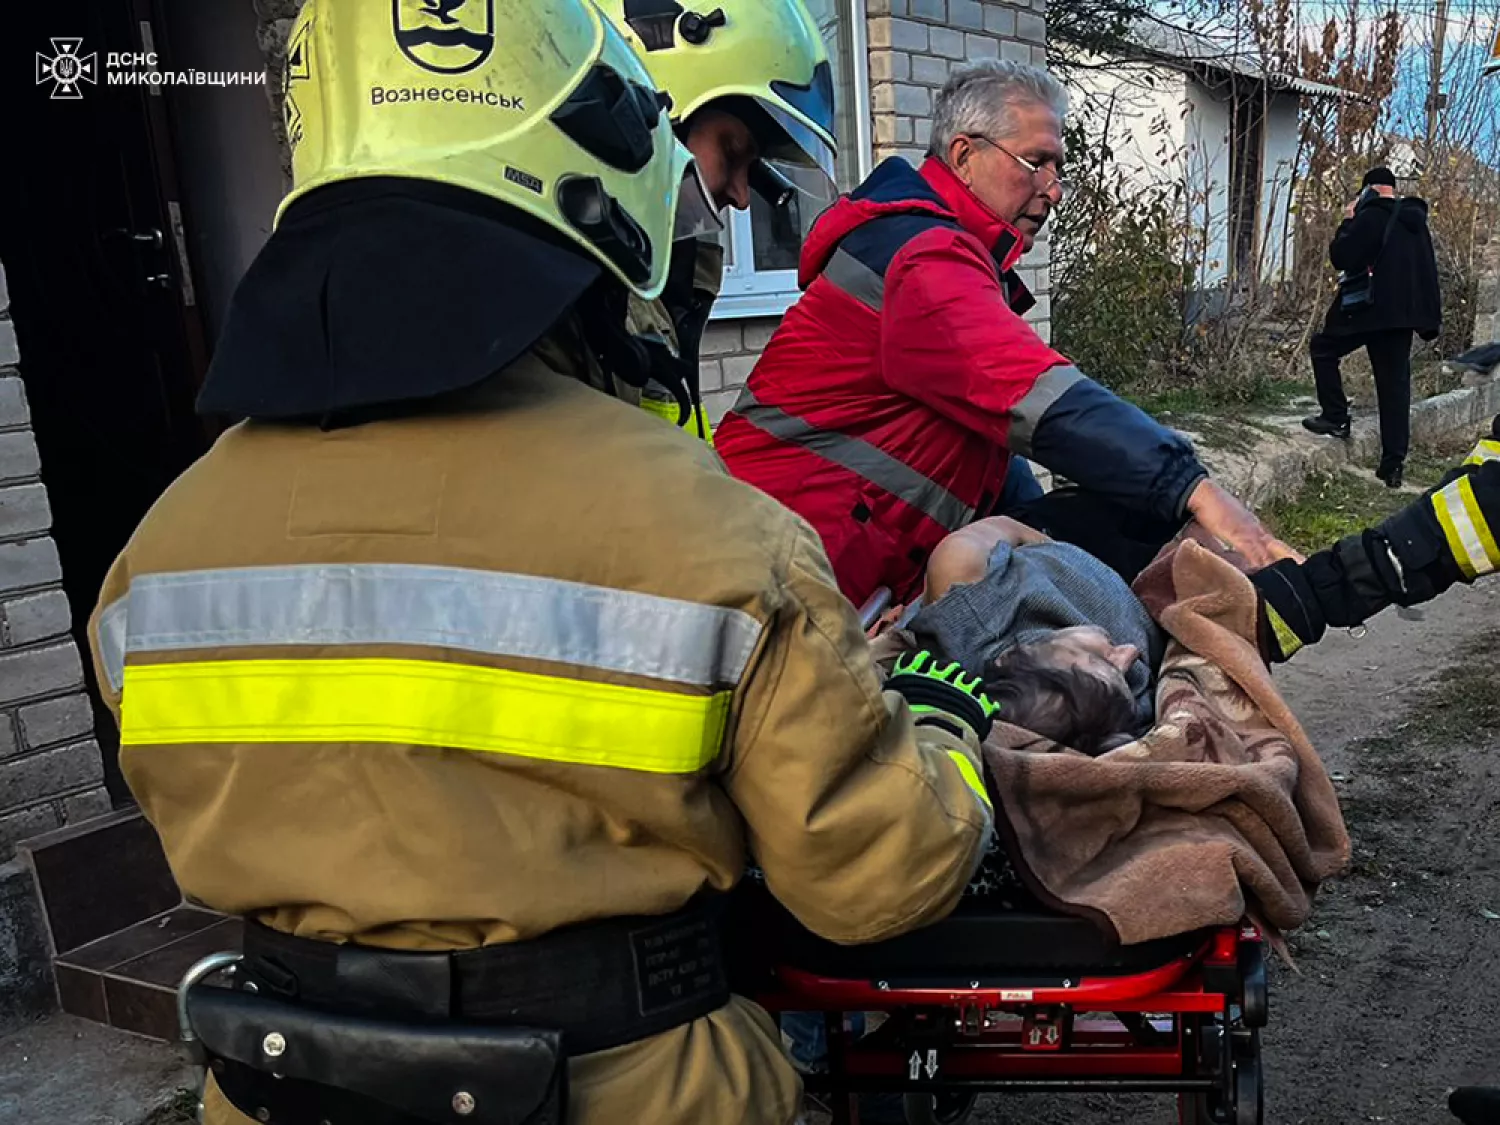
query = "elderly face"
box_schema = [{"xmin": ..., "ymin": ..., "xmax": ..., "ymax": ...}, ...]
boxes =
[
  {"xmin": 945, "ymin": 100, "xmax": 1065, "ymax": 251},
  {"xmin": 1034, "ymin": 625, "xmax": 1139, "ymax": 693}
]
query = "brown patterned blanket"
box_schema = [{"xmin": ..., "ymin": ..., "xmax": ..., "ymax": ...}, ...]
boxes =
[
  {"xmin": 979, "ymin": 532, "xmax": 1350, "ymax": 944},
  {"xmin": 874, "ymin": 528, "xmax": 1351, "ymax": 945}
]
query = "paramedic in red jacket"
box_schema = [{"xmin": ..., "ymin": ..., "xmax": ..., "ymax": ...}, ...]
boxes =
[{"xmin": 714, "ymin": 60, "xmax": 1295, "ymax": 609}]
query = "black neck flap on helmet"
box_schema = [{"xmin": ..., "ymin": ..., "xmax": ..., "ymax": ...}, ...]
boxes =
[{"xmin": 196, "ymin": 179, "xmax": 605, "ymax": 426}]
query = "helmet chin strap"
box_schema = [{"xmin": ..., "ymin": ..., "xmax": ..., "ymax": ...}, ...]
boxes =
[
  {"xmin": 576, "ymin": 282, "xmax": 653, "ymax": 392},
  {"xmin": 581, "ymin": 288, "xmax": 707, "ymax": 439},
  {"xmin": 573, "ymin": 280, "xmax": 704, "ymax": 437},
  {"xmin": 673, "ymin": 162, "xmax": 726, "ymax": 242},
  {"xmin": 642, "ymin": 342, "xmax": 706, "ymax": 439}
]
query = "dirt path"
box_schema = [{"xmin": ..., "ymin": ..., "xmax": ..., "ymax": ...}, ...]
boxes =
[{"xmin": 967, "ymin": 578, "xmax": 1500, "ymax": 1125}]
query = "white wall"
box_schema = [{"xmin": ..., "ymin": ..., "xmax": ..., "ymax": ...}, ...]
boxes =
[
  {"xmin": 1062, "ymin": 58, "xmax": 1235, "ymax": 288},
  {"xmin": 1257, "ymin": 94, "xmax": 1300, "ymax": 283},
  {"xmin": 1065, "ymin": 59, "xmax": 1305, "ymax": 290},
  {"xmin": 1064, "ymin": 56, "xmax": 1188, "ymax": 193},
  {"xmin": 1183, "ymin": 80, "xmax": 1232, "ymax": 289}
]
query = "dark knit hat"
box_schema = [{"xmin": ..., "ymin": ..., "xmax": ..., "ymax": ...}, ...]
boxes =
[{"xmin": 1362, "ymin": 166, "xmax": 1397, "ymax": 189}]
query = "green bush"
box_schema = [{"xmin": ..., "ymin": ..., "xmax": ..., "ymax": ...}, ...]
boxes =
[
  {"xmin": 1051, "ymin": 187, "xmax": 1184, "ymax": 398},
  {"xmin": 1049, "ymin": 114, "xmax": 1187, "ymax": 399}
]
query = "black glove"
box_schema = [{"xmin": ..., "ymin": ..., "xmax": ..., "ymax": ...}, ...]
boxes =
[{"xmin": 887, "ymin": 651, "xmax": 1000, "ymax": 743}]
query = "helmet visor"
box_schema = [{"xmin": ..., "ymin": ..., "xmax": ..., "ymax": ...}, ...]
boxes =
[
  {"xmin": 756, "ymin": 98, "xmax": 837, "ymax": 187},
  {"xmin": 763, "ymin": 60, "xmax": 838, "ymax": 183}
]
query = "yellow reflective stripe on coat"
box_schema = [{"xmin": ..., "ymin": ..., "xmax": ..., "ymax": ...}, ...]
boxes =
[
  {"xmin": 1433, "ymin": 475, "xmax": 1500, "ymax": 579},
  {"xmin": 946, "ymin": 750, "xmax": 992, "ymax": 809},
  {"xmin": 1465, "ymin": 439, "xmax": 1500, "ymax": 467},
  {"xmin": 120, "ymin": 658, "xmax": 730, "ymax": 773},
  {"xmin": 1265, "ymin": 605, "xmax": 1304, "ymax": 661},
  {"xmin": 638, "ymin": 396, "xmax": 715, "ymax": 446}
]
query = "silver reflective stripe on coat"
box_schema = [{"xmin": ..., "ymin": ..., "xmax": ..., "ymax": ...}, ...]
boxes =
[
  {"xmin": 822, "ymin": 248, "xmax": 886, "ymax": 311},
  {"xmin": 96, "ymin": 598, "xmax": 130, "ymax": 694},
  {"xmin": 1006, "ymin": 364, "xmax": 1087, "ymax": 457},
  {"xmin": 733, "ymin": 391, "xmax": 976, "ymax": 532},
  {"xmin": 96, "ymin": 564, "xmax": 764, "ymax": 694}
]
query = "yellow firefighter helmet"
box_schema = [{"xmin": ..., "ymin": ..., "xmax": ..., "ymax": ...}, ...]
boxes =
[{"xmin": 277, "ymin": 0, "xmax": 692, "ymax": 298}]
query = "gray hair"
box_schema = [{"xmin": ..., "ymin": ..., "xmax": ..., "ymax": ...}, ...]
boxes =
[{"xmin": 928, "ymin": 59, "xmax": 1069, "ymax": 158}]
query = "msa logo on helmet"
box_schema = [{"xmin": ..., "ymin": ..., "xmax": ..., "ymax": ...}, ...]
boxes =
[{"xmin": 392, "ymin": 0, "xmax": 494, "ymax": 75}]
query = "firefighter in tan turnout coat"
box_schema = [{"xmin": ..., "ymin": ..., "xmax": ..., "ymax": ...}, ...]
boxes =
[{"xmin": 87, "ymin": 2, "xmax": 999, "ymax": 1123}]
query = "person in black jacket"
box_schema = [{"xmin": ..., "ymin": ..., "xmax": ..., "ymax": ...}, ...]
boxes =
[{"xmin": 1302, "ymin": 166, "xmax": 1442, "ymax": 488}]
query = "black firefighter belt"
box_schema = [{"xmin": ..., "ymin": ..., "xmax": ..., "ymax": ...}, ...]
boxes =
[{"xmin": 186, "ymin": 896, "xmax": 730, "ymax": 1125}]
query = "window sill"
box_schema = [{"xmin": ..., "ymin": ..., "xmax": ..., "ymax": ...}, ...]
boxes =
[{"xmin": 711, "ymin": 288, "xmax": 800, "ymax": 321}]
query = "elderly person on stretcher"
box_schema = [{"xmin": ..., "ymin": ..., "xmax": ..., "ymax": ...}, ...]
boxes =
[{"xmin": 859, "ymin": 447, "xmax": 1498, "ymax": 943}]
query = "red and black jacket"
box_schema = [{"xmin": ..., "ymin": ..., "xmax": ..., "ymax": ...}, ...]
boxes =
[{"xmin": 715, "ymin": 156, "xmax": 1206, "ymax": 607}]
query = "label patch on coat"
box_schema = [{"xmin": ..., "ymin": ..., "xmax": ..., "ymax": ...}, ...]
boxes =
[{"xmin": 628, "ymin": 913, "xmax": 725, "ymax": 1016}]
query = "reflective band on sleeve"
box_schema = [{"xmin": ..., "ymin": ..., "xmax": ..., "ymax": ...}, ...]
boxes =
[
  {"xmin": 96, "ymin": 598, "xmax": 130, "ymax": 693},
  {"xmin": 946, "ymin": 749, "xmax": 993, "ymax": 810},
  {"xmin": 822, "ymin": 248, "xmax": 886, "ymax": 311},
  {"xmin": 1006, "ymin": 365, "xmax": 1087, "ymax": 457},
  {"xmin": 1265, "ymin": 605, "xmax": 1304, "ymax": 661},
  {"xmin": 1433, "ymin": 475, "xmax": 1500, "ymax": 579},
  {"xmin": 120, "ymin": 658, "xmax": 730, "ymax": 774},
  {"xmin": 732, "ymin": 390, "xmax": 976, "ymax": 532},
  {"xmin": 638, "ymin": 397, "xmax": 715, "ymax": 446},
  {"xmin": 95, "ymin": 564, "xmax": 762, "ymax": 696},
  {"xmin": 1465, "ymin": 439, "xmax": 1500, "ymax": 467}
]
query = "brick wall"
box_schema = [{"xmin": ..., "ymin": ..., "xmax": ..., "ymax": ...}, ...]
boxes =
[
  {"xmin": 698, "ymin": 319, "xmax": 777, "ymax": 424},
  {"xmin": 0, "ymin": 261, "xmax": 108, "ymax": 862}
]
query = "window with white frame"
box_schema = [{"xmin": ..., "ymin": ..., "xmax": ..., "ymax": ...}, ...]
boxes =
[{"xmin": 713, "ymin": 0, "xmax": 865, "ymax": 319}]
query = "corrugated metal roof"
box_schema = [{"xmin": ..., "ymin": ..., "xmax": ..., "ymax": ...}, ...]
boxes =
[
  {"xmin": 1265, "ymin": 72, "xmax": 1365, "ymax": 99},
  {"xmin": 1119, "ymin": 18, "xmax": 1366, "ymax": 101}
]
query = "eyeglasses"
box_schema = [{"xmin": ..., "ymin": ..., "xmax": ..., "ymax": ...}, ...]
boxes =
[{"xmin": 965, "ymin": 133, "xmax": 1069, "ymax": 197}]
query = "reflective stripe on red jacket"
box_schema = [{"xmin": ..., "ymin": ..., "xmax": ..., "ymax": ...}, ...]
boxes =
[{"xmin": 715, "ymin": 156, "xmax": 1206, "ymax": 608}]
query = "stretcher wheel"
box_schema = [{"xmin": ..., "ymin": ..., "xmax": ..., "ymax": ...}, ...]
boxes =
[
  {"xmin": 1239, "ymin": 941, "xmax": 1269, "ymax": 1029},
  {"xmin": 1178, "ymin": 1016, "xmax": 1226, "ymax": 1124},
  {"xmin": 901, "ymin": 1092, "xmax": 977, "ymax": 1124},
  {"xmin": 1233, "ymin": 1031, "xmax": 1264, "ymax": 1125},
  {"xmin": 1179, "ymin": 1022, "xmax": 1263, "ymax": 1125}
]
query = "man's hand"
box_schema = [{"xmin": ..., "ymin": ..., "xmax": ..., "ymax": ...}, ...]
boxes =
[
  {"xmin": 867, "ymin": 603, "xmax": 906, "ymax": 639},
  {"xmin": 1186, "ymin": 479, "xmax": 1303, "ymax": 568},
  {"xmin": 1344, "ymin": 199, "xmax": 1358, "ymax": 220}
]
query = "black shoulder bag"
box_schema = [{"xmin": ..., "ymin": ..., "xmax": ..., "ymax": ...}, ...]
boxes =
[{"xmin": 1337, "ymin": 202, "xmax": 1403, "ymax": 314}]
